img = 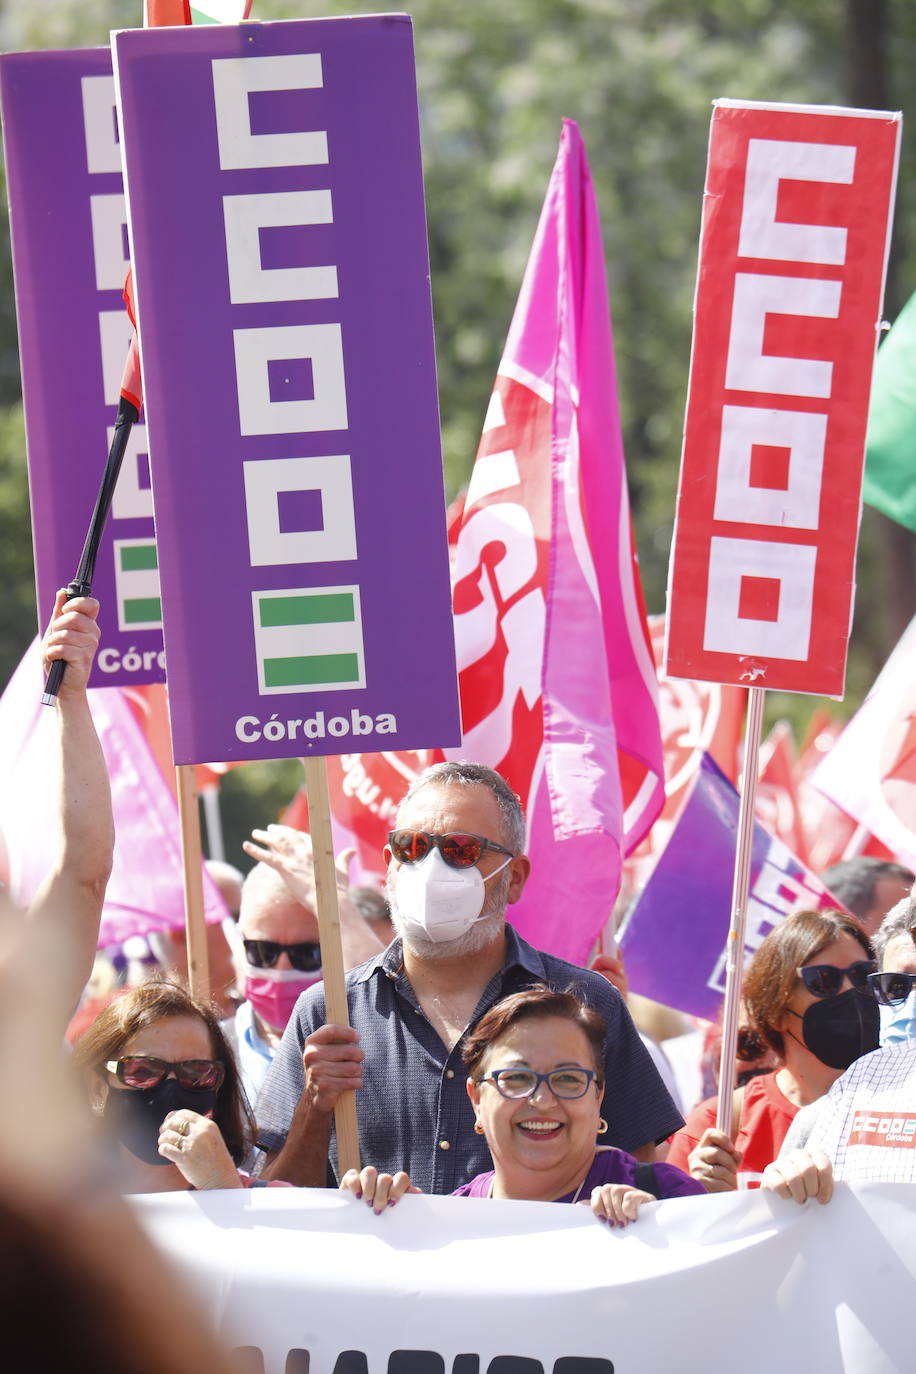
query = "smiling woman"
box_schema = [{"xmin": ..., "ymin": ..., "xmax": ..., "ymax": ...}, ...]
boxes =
[{"xmin": 340, "ymin": 987, "xmax": 703, "ymax": 1226}]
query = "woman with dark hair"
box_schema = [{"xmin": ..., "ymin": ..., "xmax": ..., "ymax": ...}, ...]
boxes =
[
  {"xmin": 73, "ymin": 979, "xmax": 272, "ymax": 1192},
  {"xmin": 667, "ymin": 908, "xmax": 879, "ymax": 1190},
  {"xmin": 340, "ymin": 986, "xmax": 703, "ymax": 1225}
]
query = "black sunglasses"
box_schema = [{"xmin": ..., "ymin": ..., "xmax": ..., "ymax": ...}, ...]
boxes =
[
  {"xmin": 388, "ymin": 829, "xmax": 513, "ymax": 870},
  {"xmin": 105, "ymin": 1057, "xmax": 225, "ymax": 1091},
  {"xmin": 797, "ymin": 960, "xmax": 877, "ymax": 999},
  {"xmin": 868, "ymin": 970, "xmax": 916, "ymax": 1006},
  {"xmin": 243, "ymin": 939, "xmax": 322, "ymax": 972}
]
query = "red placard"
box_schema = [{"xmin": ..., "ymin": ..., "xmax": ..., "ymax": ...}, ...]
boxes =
[{"xmin": 665, "ymin": 100, "xmax": 901, "ymax": 695}]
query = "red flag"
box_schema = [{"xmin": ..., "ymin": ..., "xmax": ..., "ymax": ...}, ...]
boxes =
[
  {"xmin": 755, "ymin": 721, "xmax": 810, "ymax": 867},
  {"xmin": 119, "ymin": 268, "xmax": 143, "ymax": 413}
]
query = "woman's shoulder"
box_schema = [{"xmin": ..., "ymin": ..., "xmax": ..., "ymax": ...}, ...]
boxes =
[
  {"xmin": 744, "ymin": 1069, "xmax": 796, "ymax": 1119},
  {"xmin": 585, "ymin": 1148, "xmax": 704, "ymax": 1198},
  {"xmin": 452, "ymin": 1171, "xmax": 494, "ymax": 1198}
]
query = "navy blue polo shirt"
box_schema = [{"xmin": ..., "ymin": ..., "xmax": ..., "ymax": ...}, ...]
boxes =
[{"xmin": 255, "ymin": 924, "xmax": 683, "ymax": 1194}]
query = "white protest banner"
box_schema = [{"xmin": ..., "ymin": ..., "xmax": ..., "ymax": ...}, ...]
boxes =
[
  {"xmin": 665, "ymin": 100, "xmax": 900, "ymax": 697},
  {"xmin": 131, "ymin": 1184, "xmax": 916, "ymax": 1373}
]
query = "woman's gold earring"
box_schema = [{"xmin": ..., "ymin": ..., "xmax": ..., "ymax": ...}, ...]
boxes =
[
  {"xmin": 473, "ymin": 1120, "xmax": 485, "ymax": 1136},
  {"xmin": 597, "ymin": 1118, "xmax": 608, "ymax": 1136}
]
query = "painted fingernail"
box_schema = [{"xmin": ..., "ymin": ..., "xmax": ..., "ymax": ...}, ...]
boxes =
[
  {"xmin": 387, "ymin": 1199, "xmax": 396, "ymax": 1208},
  {"xmin": 354, "ymin": 1188, "xmax": 362, "ymax": 1199},
  {"xmin": 374, "ymin": 1206, "xmax": 384, "ymax": 1216}
]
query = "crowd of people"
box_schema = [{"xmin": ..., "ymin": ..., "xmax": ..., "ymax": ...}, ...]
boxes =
[{"xmin": 6, "ymin": 588, "xmax": 916, "ymax": 1359}]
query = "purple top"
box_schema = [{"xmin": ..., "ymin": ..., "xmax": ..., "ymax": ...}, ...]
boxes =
[{"xmin": 452, "ymin": 1146, "xmax": 705, "ymax": 1201}]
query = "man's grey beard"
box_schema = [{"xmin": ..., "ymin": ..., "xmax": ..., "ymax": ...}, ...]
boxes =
[{"xmin": 386, "ymin": 864, "xmax": 511, "ymax": 961}]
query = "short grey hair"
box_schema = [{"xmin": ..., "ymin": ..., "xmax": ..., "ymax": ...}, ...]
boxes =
[
  {"xmin": 872, "ymin": 896, "xmax": 916, "ymax": 967},
  {"xmin": 398, "ymin": 761, "xmax": 526, "ymax": 855}
]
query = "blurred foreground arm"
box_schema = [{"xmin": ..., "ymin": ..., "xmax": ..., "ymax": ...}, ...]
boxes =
[{"xmin": 28, "ymin": 592, "xmax": 114, "ymax": 1018}]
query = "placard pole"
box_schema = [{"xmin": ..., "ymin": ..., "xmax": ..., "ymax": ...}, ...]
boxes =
[
  {"xmin": 176, "ymin": 763, "xmax": 211, "ymax": 1004},
  {"xmin": 715, "ymin": 685, "xmax": 766, "ymax": 1137},
  {"xmin": 40, "ymin": 395, "xmax": 139, "ymax": 704},
  {"xmin": 302, "ymin": 755, "xmax": 361, "ymax": 1177}
]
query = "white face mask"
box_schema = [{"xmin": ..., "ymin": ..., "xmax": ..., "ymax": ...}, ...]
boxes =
[{"xmin": 394, "ymin": 848, "xmax": 512, "ymax": 945}]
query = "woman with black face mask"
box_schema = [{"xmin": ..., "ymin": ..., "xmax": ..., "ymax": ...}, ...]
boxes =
[
  {"xmin": 667, "ymin": 909, "xmax": 878, "ymax": 1191},
  {"xmin": 73, "ymin": 979, "xmax": 277, "ymax": 1192}
]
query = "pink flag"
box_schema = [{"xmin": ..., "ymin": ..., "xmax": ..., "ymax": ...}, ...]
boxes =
[
  {"xmin": 0, "ymin": 641, "xmax": 227, "ymax": 946},
  {"xmin": 447, "ymin": 120, "xmax": 664, "ymax": 964},
  {"xmin": 811, "ymin": 615, "xmax": 916, "ymax": 869}
]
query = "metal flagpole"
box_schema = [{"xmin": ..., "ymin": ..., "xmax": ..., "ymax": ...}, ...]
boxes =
[
  {"xmin": 41, "ymin": 394, "xmax": 140, "ymax": 703},
  {"xmin": 200, "ymin": 782, "xmax": 226, "ymax": 864},
  {"xmin": 176, "ymin": 763, "xmax": 211, "ymax": 1004},
  {"xmin": 715, "ymin": 685, "xmax": 766, "ymax": 1138}
]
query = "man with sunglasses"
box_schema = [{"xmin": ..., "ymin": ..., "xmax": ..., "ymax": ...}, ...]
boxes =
[
  {"xmin": 255, "ymin": 762, "xmax": 683, "ymax": 1192},
  {"xmin": 224, "ymin": 829, "xmax": 384, "ymax": 1104}
]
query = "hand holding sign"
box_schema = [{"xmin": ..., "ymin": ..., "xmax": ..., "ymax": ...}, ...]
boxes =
[{"xmin": 41, "ymin": 591, "xmax": 102, "ymax": 701}]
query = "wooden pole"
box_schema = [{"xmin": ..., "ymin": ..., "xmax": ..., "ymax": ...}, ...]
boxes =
[
  {"xmin": 715, "ymin": 685, "xmax": 766, "ymax": 1138},
  {"xmin": 302, "ymin": 754, "xmax": 361, "ymax": 1176},
  {"xmin": 176, "ymin": 763, "xmax": 210, "ymax": 1004}
]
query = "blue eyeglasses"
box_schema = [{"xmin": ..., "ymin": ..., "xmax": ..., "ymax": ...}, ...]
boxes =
[{"xmin": 477, "ymin": 1067, "xmax": 598, "ymax": 1100}]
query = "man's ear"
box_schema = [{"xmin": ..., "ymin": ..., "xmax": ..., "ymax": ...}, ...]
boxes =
[
  {"xmin": 506, "ymin": 855, "xmax": 531, "ymax": 905},
  {"xmin": 466, "ymin": 1076, "xmax": 481, "ymax": 1112}
]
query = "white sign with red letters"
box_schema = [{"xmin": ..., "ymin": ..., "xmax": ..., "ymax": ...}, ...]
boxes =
[{"xmin": 666, "ymin": 99, "xmax": 900, "ymax": 696}]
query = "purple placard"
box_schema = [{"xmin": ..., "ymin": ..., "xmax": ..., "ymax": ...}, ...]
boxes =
[
  {"xmin": 620, "ymin": 754, "xmax": 841, "ymax": 1021},
  {"xmin": 113, "ymin": 17, "xmax": 461, "ymax": 765},
  {"xmin": 0, "ymin": 49, "xmax": 164, "ymax": 686}
]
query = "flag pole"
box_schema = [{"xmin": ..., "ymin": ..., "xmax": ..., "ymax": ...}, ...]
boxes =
[
  {"xmin": 176, "ymin": 763, "xmax": 211, "ymax": 1004},
  {"xmin": 302, "ymin": 754, "xmax": 361, "ymax": 1176},
  {"xmin": 715, "ymin": 684, "xmax": 766, "ymax": 1137},
  {"xmin": 200, "ymin": 782, "xmax": 226, "ymax": 864},
  {"xmin": 41, "ymin": 394, "xmax": 140, "ymax": 704}
]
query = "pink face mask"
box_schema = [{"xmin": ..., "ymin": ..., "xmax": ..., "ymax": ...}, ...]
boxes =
[{"xmin": 244, "ymin": 966, "xmax": 322, "ymax": 1033}]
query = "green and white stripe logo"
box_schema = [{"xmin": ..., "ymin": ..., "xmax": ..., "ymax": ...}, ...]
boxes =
[
  {"xmin": 114, "ymin": 539, "xmax": 162, "ymax": 631},
  {"xmin": 253, "ymin": 586, "xmax": 365, "ymax": 696}
]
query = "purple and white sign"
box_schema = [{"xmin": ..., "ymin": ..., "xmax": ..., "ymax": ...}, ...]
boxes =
[
  {"xmin": 620, "ymin": 753, "xmax": 841, "ymax": 1021},
  {"xmin": 113, "ymin": 16, "xmax": 461, "ymax": 764},
  {"xmin": 0, "ymin": 49, "xmax": 164, "ymax": 687}
]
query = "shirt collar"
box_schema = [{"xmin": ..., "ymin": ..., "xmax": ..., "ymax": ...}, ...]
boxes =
[
  {"xmin": 357, "ymin": 923, "xmax": 545, "ymax": 984},
  {"xmin": 356, "ymin": 939, "xmax": 403, "ymax": 984}
]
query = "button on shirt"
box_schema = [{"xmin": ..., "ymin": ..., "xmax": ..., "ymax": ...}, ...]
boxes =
[{"xmin": 255, "ymin": 926, "xmax": 684, "ymax": 1195}]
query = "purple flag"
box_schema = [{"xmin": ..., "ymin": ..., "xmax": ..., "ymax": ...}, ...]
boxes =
[
  {"xmin": 621, "ymin": 753, "xmax": 841, "ymax": 1021},
  {"xmin": 113, "ymin": 17, "xmax": 460, "ymax": 764},
  {"xmin": 0, "ymin": 49, "xmax": 164, "ymax": 686}
]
